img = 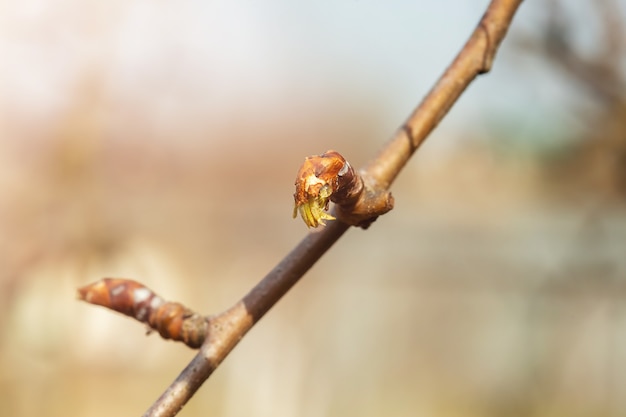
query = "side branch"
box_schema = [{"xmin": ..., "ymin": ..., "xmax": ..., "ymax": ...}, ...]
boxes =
[{"xmin": 78, "ymin": 278, "xmax": 209, "ymax": 348}]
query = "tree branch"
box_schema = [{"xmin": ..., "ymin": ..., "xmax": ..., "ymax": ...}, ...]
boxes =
[
  {"xmin": 143, "ymin": 220, "xmax": 349, "ymax": 417},
  {"xmin": 85, "ymin": 1, "xmax": 524, "ymax": 415},
  {"xmin": 366, "ymin": 0, "xmax": 522, "ymax": 188}
]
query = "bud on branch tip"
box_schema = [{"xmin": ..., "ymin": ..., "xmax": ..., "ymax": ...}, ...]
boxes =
[
  {"xmin": 77, "ymin": 278, "xmax": 208, "ymax": 349},
  {"xmin": 293, "ymin": 150, "xmax": 394, "ymax": 229}
]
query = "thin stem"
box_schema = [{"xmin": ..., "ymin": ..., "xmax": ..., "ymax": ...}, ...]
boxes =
[
  {"xmin": 145, "ymin": 0, "xmax": 523, "ymax": 415},
  {"xmin": 367, "ymin": 0, "xmax": 523, "ymax": 189},
  {"xmin": 144, "ymin": 220, "xmax": 349, "ymax": 417}
]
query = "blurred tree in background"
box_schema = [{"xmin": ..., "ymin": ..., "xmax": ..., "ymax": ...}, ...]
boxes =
[{"xmin": 517, "ymin": 0, "xmax": 626, "ymax": 201}]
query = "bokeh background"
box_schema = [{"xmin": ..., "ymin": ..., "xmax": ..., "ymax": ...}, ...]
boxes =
[{"xmin": 2, "ymin": 0, "xmax": 626, "ymax": 416}]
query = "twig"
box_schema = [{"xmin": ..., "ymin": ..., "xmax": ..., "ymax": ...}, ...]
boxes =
[
  {"xmin": 143, "ymin": 220, "xmax": 349, "ymax": 417},
  {"xmin": 79, "ymin": 0, "xmax": 523, "ymax": 415},
  {"xmin": 366, "ymin": 0, "xmax": 522, "ymax": 188},
  {"xmin": 142, "ymin": 1, "xmax": 523, "ymax": 415}
]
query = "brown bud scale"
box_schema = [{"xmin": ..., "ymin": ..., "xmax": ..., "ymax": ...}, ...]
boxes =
[
  {"xmin": 293, "ymin": 149, "xmax": 394, "ymax": 229},
  {"xmin": 293, "ymin": 150, "xmax": 363, "ymax": 228},
  {"xmin": 77, "ymin": 278, "xmax": 208, "ymax": 348}
]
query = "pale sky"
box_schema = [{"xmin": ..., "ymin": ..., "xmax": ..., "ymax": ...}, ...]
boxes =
[{"xmin": 1, "ymin": 0, "xmax": 622, "ymax": 148}]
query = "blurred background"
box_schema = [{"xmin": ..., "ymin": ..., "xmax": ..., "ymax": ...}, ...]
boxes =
[{"xmin": 1, "ymin": 0, "xmax": 626, "ymax": 416}]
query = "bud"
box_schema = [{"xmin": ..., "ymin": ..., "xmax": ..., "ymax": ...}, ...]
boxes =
[
  {"xmin": 293, "ymin": 150, "xmax": 362, "ymax": 228},
  {"xmin": 77, "ymin": 278, "xmax": 208, "ymax": 348}
]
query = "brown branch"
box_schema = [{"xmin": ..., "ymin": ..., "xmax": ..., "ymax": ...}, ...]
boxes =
[
  {"xmin": 143, "ymin": 220, "xmax": 350, "ymax": 417},
  {"xmin": 366, "ymin": 0, "xmax": 522, "ymax": 189},
  {"xmin": 141, "ymin": 1, "xmax": 523, "ymax": 415},
  {"xmin": 78, "ymin": 1, "xmax": 523, "ymax": 415}
]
